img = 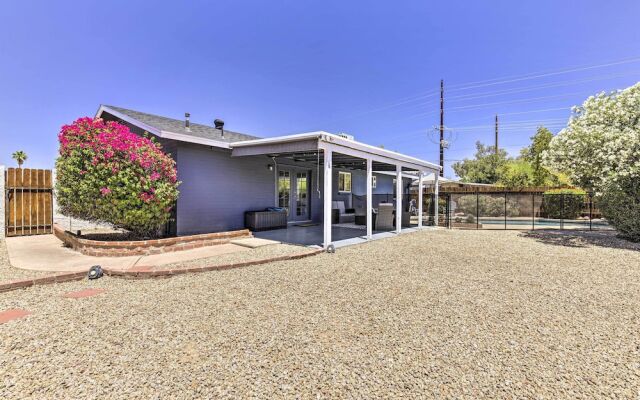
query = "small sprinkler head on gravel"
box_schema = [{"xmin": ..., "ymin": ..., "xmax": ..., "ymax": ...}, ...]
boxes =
[{"xmin": 326, "ymin": 244, "xmax": 336, "ymax": 254}]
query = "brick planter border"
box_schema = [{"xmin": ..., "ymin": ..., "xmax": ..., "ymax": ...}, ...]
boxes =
[
  {"xmin": 0, "ymin": 271, "xmax": 86, "ymax": 293},
  {"xmin": 0, "ymin": 248, "xmax": 324, "ymax": 293},
  {"xmin": 103, "ymin": 248, "xmax": 324, "ymax": 279},
  {"xmin": 53, "ymin": 224, "xmax": 252, "ymax": 257}
]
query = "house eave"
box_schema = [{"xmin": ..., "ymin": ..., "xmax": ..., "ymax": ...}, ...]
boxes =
[
  {"xmin": 231, "ymin": 131, "xmax": 440, "ymax": 172},
  {"xmin": 95, "ymin": 105, "xmax": 231, "ymax": 149}
]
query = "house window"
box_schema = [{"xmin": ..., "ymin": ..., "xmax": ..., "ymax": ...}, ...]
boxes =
[
  {"xmin": 372, "ymin": 175, "xmax": 377, "ymax": 189},
  {"xmin": 338, "ymin": 171, "xmax": 352, "ymax": 193}
]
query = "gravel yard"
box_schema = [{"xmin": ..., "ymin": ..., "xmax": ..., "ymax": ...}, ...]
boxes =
[{"xmin": 1, "ymin": 229, "xmax": 639, "ymax": 399}]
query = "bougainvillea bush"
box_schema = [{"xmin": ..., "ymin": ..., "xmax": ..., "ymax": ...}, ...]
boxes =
[{"xmin": 55, "ymin": 117, "xmax": 180, "ymax": 237}]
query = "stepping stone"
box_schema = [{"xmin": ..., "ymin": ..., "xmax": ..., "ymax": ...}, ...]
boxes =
[
  {"xmin": 63, "ymin": 288, "xmax": 106, "ymax": 299},
  {"xmin": 231, "ymin": 238, "xmax": 280, "ymax": 249},
  {"xmin": 0, "ymin": 309, "xmax": 31, "ymax": 324}
]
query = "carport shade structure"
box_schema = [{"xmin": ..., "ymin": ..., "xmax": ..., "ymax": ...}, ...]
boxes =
[{"xmin": 230, "ymin": 132, "xmax": 441, "ymax": 248}]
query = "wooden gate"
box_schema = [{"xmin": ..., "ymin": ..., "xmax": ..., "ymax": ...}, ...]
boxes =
[{"xmin": 4, "ymin": 168, "xmax": 53, "ymax": 237}]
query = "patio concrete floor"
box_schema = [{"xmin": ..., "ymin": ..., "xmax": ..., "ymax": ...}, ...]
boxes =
[
  {"xmin": 253, "ymin": 223, "xmax": 421, "ymax": 247},
  {"xmin": 4, "ymin": 234, "xmax": 251, "ymax": 273}
]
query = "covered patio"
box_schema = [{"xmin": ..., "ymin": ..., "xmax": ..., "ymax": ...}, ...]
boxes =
[{"xmin": 230, "ymin": 132, "xmax": 441, "ymax": 248}]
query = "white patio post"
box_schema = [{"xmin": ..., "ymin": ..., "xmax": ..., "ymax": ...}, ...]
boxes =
[
  {"xmin": 323, "ymin": 148, "xmax": 332, "ymax": 248},
  {"xmin": 434, "ymin": 172, "xmax": 439, "ymax": 227},
  {"xmin": 418, "ymin": 171, "xmax": 423, "ymax": 228},
  {"xmin": 366, "ymin": 158, "xmax": 373, "ymax": 240},
  {"xmin": 395, "ymin": 164, "xmax": 402, "ymax": 234}
]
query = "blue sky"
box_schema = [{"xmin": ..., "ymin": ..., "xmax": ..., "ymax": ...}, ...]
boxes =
[{"xmin": 1, "ymin": 0, "xmax": 639, "ymax": 177}]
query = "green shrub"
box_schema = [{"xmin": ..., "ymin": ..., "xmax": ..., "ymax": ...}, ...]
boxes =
[
  {"xmin": 598, "ymin": 177, "xmax": 640, "ymax": 242},
  {"xmin": 541, "ymin": 188, "xmax": 586, "ymax": 219},
  {"xmin": 456, "ymin": 194, "xmax": 519, "ymax": 217}
]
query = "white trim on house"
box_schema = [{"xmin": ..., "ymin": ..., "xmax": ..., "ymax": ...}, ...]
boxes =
[
  {"xmin": 231, "ymin": 131, "xmax": 440, "ymax": 171},
  {"xmin": 96, "ymin": 105, "xmax": 161, "ymax": 135},
  {"xmin": 337, "ymin": 171, "xmax": 352, "ymax": 193}
]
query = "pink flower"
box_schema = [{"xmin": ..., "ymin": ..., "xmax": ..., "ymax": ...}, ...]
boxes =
[
  {"xmin": 140, "ymin": 192, "xmax": 155, "ymax": 203},
  {"xmin": 150, "ymin": 172, "xmax": 161, "ymax": 181},
  {"xmin": 100, "ymin": 187, "xmax": 112, "ymax": 196}
]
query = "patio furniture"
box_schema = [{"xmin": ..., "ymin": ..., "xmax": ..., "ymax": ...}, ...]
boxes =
[
  {"xmin": 332, "ymin": 201, "xmax": 355, "ymax": 224},
  {"xmin": 375, "ymin": 203, "xmax": 394, "ymax": 230},
  {"xmin": 245, "ymin": 210, "xmax": 287, "ymax": 231},
  {"xmin": 355, "ymin": 212, "xmax": 377, "ymax": 226},
  {"xmin": 402, "ymin": 211, "xmax": 411, "ymax": 227}
]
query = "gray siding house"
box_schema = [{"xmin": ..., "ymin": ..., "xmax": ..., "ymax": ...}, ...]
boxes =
[{"xmin": 96, "ymin": 105, "xmax": 440, "ymax": 247}]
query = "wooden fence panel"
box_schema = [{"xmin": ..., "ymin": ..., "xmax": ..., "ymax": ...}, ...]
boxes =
[{"xmin": 4, "ymin": 168, "xmax": 53, "ymax": 237}]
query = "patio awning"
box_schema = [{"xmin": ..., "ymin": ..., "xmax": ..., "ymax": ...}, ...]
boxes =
[
  {"xmin": 231, "ymin": 131, "xmax": 441, "ymax": 248},
  {"xmin": 230, "ymin": 131, "xmax": 440, "ymax": 173}
]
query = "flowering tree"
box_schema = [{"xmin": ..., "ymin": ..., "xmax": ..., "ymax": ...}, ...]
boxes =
[
  {"xmin": 55, "ymin": 117, "xmax": 180, "ymax": 237},
  {"xmin": 544, "ymin": 83, "xmax": 640, "ymax": 240},
  {"xmin": 544, "ymin": 83, "xmax": 640, "ymax": 193}
]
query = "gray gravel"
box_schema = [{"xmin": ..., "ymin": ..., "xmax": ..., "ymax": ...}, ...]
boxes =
[
  {"xmin": 1, "ymin": 229, "xmax": 640, "ymax": 399},
  {"xmin": 0, "ymin": 240, "xmax": 47, "ymax": 282}
]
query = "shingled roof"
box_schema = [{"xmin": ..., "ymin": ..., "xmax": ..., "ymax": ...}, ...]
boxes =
[{"xmin": 100, "ymin": 105, "xmax": 261, "ymax": 144}]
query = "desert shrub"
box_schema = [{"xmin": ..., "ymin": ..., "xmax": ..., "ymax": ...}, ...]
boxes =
[
  {"xmin": 541, "ymin": 188, "xmax": 586, "ymax": 219},
  {"xmin": 456, "ymin": 194, "xmax": 519, "ymax": 217},
  {"xmin": 598, "ymin": 176, "xmax": 640, "ymax": 242},
  {"xmin": 55, "ymin": 117, "xmax": 180, "ymax": 237}
]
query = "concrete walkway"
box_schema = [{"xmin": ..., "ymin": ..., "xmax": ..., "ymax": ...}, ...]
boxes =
[{"xmin": 5, "ymin": 235, "xmax": 252, "ymax": 273}]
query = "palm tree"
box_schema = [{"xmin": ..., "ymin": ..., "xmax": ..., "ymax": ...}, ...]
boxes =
[{"xmin": 11, "ymin": 150, "xmax": 27, "ymax": 168}]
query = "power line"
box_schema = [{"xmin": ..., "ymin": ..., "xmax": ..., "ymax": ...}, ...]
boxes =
[
  {"xmin": 405, "ymin": 90, "xmax": 589, "ymax": 119},
  {"xmin": 445, "ymin": 56, "xmax": 640, "ymax": 92},
  {"xmin": 320, "ymin": 55, "xmax": 640, "ymax": 126},
  {"xmin": 445, "ymin": 71, "xmax": 640, "ymax": 102},
  {"xmin": 452, "ymin": 107, "xmax": 570, "ymax": 126},
  {"xmin": 450, "ymin": 119, "xmax": 567, "ymax": 130}
]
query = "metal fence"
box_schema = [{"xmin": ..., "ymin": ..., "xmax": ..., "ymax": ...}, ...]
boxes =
[{"xmin": 419, "ymin": 191, "xmax": 612, "ymax": 231}]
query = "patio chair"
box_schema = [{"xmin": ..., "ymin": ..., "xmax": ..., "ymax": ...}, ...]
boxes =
[
  {"xmin": 332, "ymin": 200, "xmax": 355, "ymax": 224},
  {"xmin": 375, "ymin": 203, "xmax": 394, "ymax": 230}
]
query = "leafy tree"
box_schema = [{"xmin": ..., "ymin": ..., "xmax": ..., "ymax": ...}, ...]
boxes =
[
  {"xmin": 520, "ymin": 127, "xmax": 555, "ymax": 186},
  {"xmin": 11, "ymin": 150, "xmax": 27, "ymax": 168},
  {"xmin": 56, "ymin": 117, "xmax": 180, "ymax": 237},
  {"xmin": 452, "ymin": 142, "xmax": 510, "ymax": 184},
  {"xmin": 497, "ymin": 160, "xmax": 534, "ymax": 188}
]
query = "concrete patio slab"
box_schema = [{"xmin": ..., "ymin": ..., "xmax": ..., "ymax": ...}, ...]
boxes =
[
  {"xmin": 5, "ymin": 235, "xmax": 252, "ymax": 274},
  {"xmin": 5, "ymin": 235, "xmax": 138, "ymax": 273},
  {"xmin": 122, "ymin": 243, "xmax": 249, "ymax": 270},
  {"xmin": 231, "ymin": 238, "xmax": 281, "ymax": 248}
]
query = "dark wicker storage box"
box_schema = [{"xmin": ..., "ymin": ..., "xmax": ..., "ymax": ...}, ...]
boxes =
[{"xmin": 245, "ymin": 210, "xmax": 287, "ymax": 231}]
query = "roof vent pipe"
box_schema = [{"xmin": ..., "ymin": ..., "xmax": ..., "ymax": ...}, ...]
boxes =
[
  {"xmin": 185, "ymin": 112, "xmax": 190, "ymax": 130},
  {"xmin": 214, "ymin": 119, "xmax": 224, "ymax": 138}
]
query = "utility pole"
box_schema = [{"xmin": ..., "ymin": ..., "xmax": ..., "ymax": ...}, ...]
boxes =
[
  {"xmin": 439, "ymin": 79, "xmax": 444, "ymax": 177},
  {"xmin": 494, "ymin": 114, "xmax": 499, "ymax": 154}
]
